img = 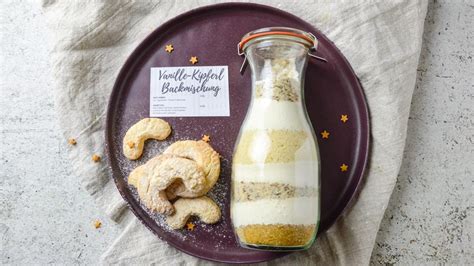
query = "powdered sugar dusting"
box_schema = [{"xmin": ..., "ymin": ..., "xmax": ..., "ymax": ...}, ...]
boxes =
[{"xmin": 111, "ymin": 113, "xmax": 237, "ymax": 249}]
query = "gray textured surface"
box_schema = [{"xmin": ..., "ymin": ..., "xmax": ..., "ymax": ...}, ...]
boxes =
[
  {"xmin": 0, "ymin": 1, "xmax": 120, "ymax": 264},
  {"xmin": 372, "ymin": 1, "xmax": 473, "ymax": 264},
  {"xmin": 0, "ymin": 0, "xmax": 472, "ymax": 265}
]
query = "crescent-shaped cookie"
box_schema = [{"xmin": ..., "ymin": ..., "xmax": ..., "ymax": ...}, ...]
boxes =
[
  {"xmin": 147, "ymin": 154, "xmax": 206, "ymax": 193},
  {"xmin": 166, "ymin": 196, "xmax": 221, "ymax": 229},
  {"xmin": 127, "ymin": 154, "xmax": 207, "ymax": 215},
  {"xmin": 128, "ymin": 164, "xmax": 174, "ymax": 215},
  {"xmin": 123, "ymin": 118, "xmax": 172, "ymax": 160},
  {"xmin": 163, "ymin": 140, "xmax": 220, "ymax": 199}
]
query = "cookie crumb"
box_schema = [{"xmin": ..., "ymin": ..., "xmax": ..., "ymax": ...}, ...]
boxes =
[
  {"xmin": 94, "ymin": 220, "xmax": 102, "ymax": 229},
  {"xmin": 68, "ymin": 138, "xmax": 77, "ymax": 145},
  {"xmin": 189, "ymin": 56, "xmax": 198, "ymax": 65},
  {"xmin": 201, "ymin": 134, "xmax": 210, "ymax": 143},
  {"xmin": 127, "ymin": 141, "xmax": 135, "ymax": 149},
  {"xmin": 340, "ymin": 114, "xmax": 349, "ymax": 123},
  {"xmin": 186, "ymin": 222, "xmax": 195, "ymax": 231},
  {"xmin": 165, "ymin": 44, "xmax": 174, "ymax": 53},
  {"xmin": 340, "ymin": 163, "xmax": 348, "ymax": 172},
  {"xmin": 92, "ymin": 154, "xmax": 101, "ymax": 162},
  {"xmin": 320, "ymin": 130, "xmax": 330, "ymax": 139}
]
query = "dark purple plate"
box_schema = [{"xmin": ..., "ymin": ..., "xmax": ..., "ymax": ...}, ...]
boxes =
[{"xmin": 105, "ymin": 3, "xmax": 369, "ymax": 264}]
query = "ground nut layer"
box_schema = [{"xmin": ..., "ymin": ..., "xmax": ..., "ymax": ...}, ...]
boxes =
[
  {"xmin": 255, "ymin": 79, "xmax": 299, "ymax": 102},
  {"xmin": 233, "ymin": 181, "xmax": 318, "ymax": 202}
]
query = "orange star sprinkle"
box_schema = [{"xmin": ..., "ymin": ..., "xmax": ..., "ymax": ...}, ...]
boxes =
[
  {"xmin": 340, "ymin": 114, "xmax": 349, "ymax": 123},
  {"xmin": 186, "ymin": 222, "xmax": 195, "ymax": 231},
  {"xmin": 202, "ymin": 134, "xmax": 210, "ymax": 143},
  {"xmin": 189, "ymin": 56, "xmax": 198, "ymax": 64},
  {"xmin": 94, "ymin": 220, "xmax": 102, "ymax": 229},
  {"xmin": 340, "ymin": 163, "xmax": 348, "ymax": 172},
  {"xmin": 92, "ymin": 154, "xmax": 101, "ymax": 162},
  {"xmin": 68, "ymin": 138, "xmax": 77, "ymax": 145},
  {"xmin": 321, "ymin": 130, "xmax": 330, "ymax": 139},
  {"xmin": 165, "ymin": 44, "xmax": 174, "ymax": 53}
]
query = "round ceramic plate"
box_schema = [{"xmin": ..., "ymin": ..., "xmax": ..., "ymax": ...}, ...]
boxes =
[{"xmin": 105, "ymin": 3, "xmax": 369, "ymax": 264}]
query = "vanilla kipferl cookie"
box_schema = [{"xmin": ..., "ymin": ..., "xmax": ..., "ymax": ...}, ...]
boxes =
[
  {"xmin": 163, "ymin": 140, "xmax": 220, "ymax": 199},
  {"xmin": 128, "ymin": 154, "xmax": 207, "ymax": 215},
  {"xmin": 127, "ymin": 164, "xmax": 144, "ymax": 188},
  {"xmin": 128, "ymin": 164, "xmax": 174, "ymax": 215},
  {"xmin": 147, "ymin": 154, "xmax": 206, "ymax": 194},
  {"xmin": 166, "ymin": 196, "xmax": 221, "ymax": 229},
  {"xmin": 123, "ymin": 118, "xmax": 172, "ymax": 160}
]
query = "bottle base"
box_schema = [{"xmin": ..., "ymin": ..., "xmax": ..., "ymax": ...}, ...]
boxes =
[{"xmin": 238, "ymin": 242, "xmax": 312, "ymax": 252}]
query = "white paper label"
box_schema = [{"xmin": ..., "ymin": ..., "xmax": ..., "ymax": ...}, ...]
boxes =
[{"xmin": 150, "ymin": 66, "xmax": 229, "ymax": 117}]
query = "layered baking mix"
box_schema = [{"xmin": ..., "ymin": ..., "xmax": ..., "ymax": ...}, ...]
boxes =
[{"xmin": 232, "ymin": 58, "xmax": 319, "ymax": 248}]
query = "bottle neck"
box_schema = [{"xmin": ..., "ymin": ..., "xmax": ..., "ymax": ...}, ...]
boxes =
[
  {"xmin": 249, "ymin": 57, "xmax": 308, "ymax": 103},
  {"xmin": 245, "ymin": 41, "xmax": 309, "ymax": 103}
]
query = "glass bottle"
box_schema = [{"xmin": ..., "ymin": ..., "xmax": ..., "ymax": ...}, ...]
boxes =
[{"xmin": 231, "ymin": 27, "xmax": 321, "ymax": 251}]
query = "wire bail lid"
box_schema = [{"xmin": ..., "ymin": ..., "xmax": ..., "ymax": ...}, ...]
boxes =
[{"xmin": 237, "ymin": 27, "xmax": 326, "ymax": 73}]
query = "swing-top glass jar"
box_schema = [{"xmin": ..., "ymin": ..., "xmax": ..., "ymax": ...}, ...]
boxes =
[{"xmin": 231, "ymin": 27, "xmax": 321, "ymax": 251}]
